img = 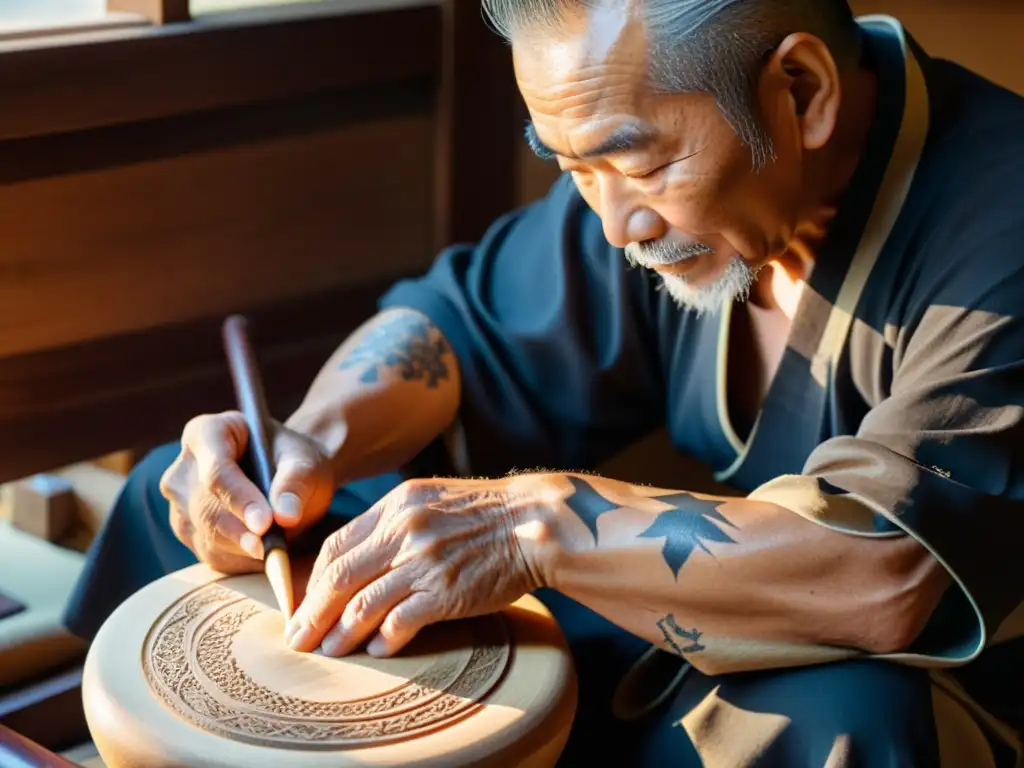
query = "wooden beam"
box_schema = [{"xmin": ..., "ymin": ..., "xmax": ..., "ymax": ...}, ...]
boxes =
[
  {"xmin": 1, "ymin": 88, "xmax": 434, "ymax": 359},
  {"xmin": 107, "ymin": 0, "xmax": 190, "ymax": 24}
]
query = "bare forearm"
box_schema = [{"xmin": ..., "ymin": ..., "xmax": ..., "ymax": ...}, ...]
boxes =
[
  {"xmin": 286, "ymin": 308, "xmax": 460, "ymax": 486},
  {"xmin": 520, "ymin": 473, "xmax": 949, "ymax": 674}
]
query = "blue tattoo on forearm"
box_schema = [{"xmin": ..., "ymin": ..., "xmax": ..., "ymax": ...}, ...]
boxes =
[
  {"xmin": 657, "ymin": 614, "xmax": 705, "ymax": 655},
  {"xmin": 637, "ymin": 492, "xmax": 736, "ymax": 578},
  {"xmin": 563, "ymin": 476, "xmax": 621, "ymax": 539},
  {"xmin": 563, "ymin": 478, "xmax": 736, "ymax": 578}
]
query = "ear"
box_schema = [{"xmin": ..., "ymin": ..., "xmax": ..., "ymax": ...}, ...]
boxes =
[{"xmin": 762, "ymin": 32, "xmax": 843, "ymax": 151}]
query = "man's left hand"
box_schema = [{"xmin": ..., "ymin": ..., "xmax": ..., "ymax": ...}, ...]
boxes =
[{"xmin": 284, "ymin": 475, "xmax": 556, "ymax": 657}]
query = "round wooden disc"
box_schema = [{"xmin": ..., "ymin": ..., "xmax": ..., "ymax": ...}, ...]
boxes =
[{"xmin": 83, "ymin": 563, "xmax": 577, "ymax": 768}]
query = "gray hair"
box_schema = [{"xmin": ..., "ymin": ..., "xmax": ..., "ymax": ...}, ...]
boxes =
[{"xmin": 483, "ymin": 0, "xmax": 863, "ymax": 168}]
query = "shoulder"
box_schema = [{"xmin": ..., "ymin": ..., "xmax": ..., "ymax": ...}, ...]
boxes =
[
  {"xmin": 891, "ymin": 60, "xmax": 1024, "ymax": 314},
  {"xmin": 915, "ymin": 58, "xmax": 1024, "ymax": 237}
]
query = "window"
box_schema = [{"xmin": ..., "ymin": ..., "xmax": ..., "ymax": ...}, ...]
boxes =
[{"xmin": 0, "ymin": 0, "xmax": 107, "ymax": 32}]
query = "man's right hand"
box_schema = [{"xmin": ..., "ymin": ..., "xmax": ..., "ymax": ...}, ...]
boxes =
[{"xmin": 159, "ymin": 411, "xmax": 337, "ymax": 574}]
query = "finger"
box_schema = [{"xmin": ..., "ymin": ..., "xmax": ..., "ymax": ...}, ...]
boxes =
[
  {"xmin": 169, "ymin": 505, "xmax": 195, "ymax": 551},
  {"xmin": 158, "ymin": 455, "xmax": 188, "ymax": 509},
  {"xmin": 187, "ymin": 414, "xmax": 274, "ymax": 535},
  {"xmin": 211, "ymin": 510, "xmax": 264, "ymax": 560},
  {"xmin": 286, "ymin": 538, "xmax": 388, "ymax": 652},
  {"xmin": 365, "ymin": 591, "xmax": 436, "ymax": 658},
  {"xmin": 320, "ymin": 566, "xmax": 414, "ymax": 657},
  {"xmin": 183, "ymin": 510, "xmax": 262, "ymax": 575},
  {"xmin": 267, "ymin": 454, "xmax": 319, "ymax": 528},
  {"xmin": 306, "ymin": 507, "xmax": 382, "ymax": 595}
]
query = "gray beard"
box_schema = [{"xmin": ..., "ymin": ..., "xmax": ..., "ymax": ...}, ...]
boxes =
[{"xmin": 625, "ymin": 241, "xmax": 758, "ymax": 316}]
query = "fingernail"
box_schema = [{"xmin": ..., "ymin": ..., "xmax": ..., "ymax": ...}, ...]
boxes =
[
  {"xmin": 276, "ymin": 492, "xmax": 302, "ymax": 524},
  {"xmin": 366, "ymin": 635, "xmax": 387, "ymax": 656},
  {"xmin": 244, "ymin": 504, "xmax": 271, "ymax": 533},
  {"xmin": 289, "ymin": 625, "xmax": 316, "ymax": 651},
  {"xmin": 240, "ymin": 532, "xmax": 263, "ymax": 559}
]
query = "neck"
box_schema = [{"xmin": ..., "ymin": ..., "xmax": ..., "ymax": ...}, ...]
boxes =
[{"xmin": 751, "ymin": 63, "xmax": 879, "ymax": 311}]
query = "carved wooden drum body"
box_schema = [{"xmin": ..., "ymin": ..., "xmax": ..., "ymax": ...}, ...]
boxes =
[{"xmin": 83, "ymin": 563, "xmax": 577, "ymax": 767}]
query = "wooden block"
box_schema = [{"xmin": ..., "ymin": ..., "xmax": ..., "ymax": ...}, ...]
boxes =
[{"xmin": 9, "ymin": 475, "xmax": 76, "ymax": 543}]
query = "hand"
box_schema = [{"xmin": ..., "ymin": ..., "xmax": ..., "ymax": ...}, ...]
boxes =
[
  {"xmin": 159, "ymin": 411, "xmax": 337, "ymax": 574},
  {"xmin": 284, "ymin": 474, "xmax": 556, "ymax": 658}
]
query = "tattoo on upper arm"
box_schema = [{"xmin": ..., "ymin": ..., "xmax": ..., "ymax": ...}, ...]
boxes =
[
  {"xmin": 657, "ymin": 614, "xmax": 705, "ymax": 655},
  {"xmin": 563, "ymin": 478, "xmax": 736, "ymax": 578},
  {"xmin": 339, "ymin": 313, "xmax": 451, "ymax": 388}
]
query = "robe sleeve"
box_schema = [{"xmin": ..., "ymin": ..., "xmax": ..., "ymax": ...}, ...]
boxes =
[
  {"xmin": 378, "ymin": 174, "xmax": 666, "ymax": 476},
  {"xmin": 748, "ymin": 218, "xmax": 1024, "ymax": 666}
]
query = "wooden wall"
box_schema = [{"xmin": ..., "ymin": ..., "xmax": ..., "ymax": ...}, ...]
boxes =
[
  {"xmin": 852, "ymin": 0, "xmax": 1024, "ymax": 95},
  {"xmin": 0, "ymin": 0, "xmax": 517, "ymax": 482}
]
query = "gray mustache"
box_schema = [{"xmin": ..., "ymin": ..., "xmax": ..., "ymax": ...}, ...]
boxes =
[{"xmin": 626, "ymin": 241, "xmax": 715, "ymax": 266}]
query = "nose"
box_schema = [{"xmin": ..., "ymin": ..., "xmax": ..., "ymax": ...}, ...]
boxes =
[{"xmin": 597, "ymin": 176, "xmax": 666, "ymax": 249}]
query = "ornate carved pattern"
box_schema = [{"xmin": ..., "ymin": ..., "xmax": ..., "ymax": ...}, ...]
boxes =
[{"xmin": 142, "ymin": 583, "xmax": 511, "ymax": 749}]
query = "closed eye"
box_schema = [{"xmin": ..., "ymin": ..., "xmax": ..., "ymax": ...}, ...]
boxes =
[
  {"xmin": 626, "ymin": 163, "xmax": 669, "ymax": 180},
  {"xmin": 627, "ymin": 147, "xmax": 705, "ymax": 180}
]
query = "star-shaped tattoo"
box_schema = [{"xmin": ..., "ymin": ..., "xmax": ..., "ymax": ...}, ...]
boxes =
[
  {"xmin": 563, "ymin": 476, "xmax": 621, "ymax": 541},
  {"xmin": 638, "ymin": 491, "xmax": 737, "ymax": 578},
  {"xmin": 562, "ymin": 479, "xmax": 737, "ymax": 577}
]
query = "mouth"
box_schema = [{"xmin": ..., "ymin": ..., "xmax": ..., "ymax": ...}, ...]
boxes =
[
  {"xmin": 652, "ymin": 259, "xmax": 701, "ymax": 277},
  {"xmin": 626, "ymin": 240, "xmax": 715, "ymax": 268}
]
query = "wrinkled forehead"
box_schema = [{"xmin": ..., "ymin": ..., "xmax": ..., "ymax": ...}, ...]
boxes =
[{"xmin": 511, "ymin": 0, "xmax": 650, "ymax": 99}]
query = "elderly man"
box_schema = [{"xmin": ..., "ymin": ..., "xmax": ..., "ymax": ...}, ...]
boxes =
[{"xmin": 66, "ymin": 0, "xmax": 1023, "ymax": 764}]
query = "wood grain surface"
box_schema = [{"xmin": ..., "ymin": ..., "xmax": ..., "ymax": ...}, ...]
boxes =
[
  {"xmin": 84, "ymin": 561, "xmax": 577, "ymax": 767},
  {"xmin": 0, "ymin": 1, "xmax": 440, "ymax": 141},
  {"xmin": 0, "ymin": 0, "xmax": 522, "ymax": 484}
]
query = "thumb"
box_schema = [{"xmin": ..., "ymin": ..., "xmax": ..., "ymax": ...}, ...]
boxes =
[
  {"xmin": 270, "ymin": 432, "xmax": 339, "ymax": 532},
  {"xmin": 268, "ymin": 455, "xmax": 318, "ymax": 528}
]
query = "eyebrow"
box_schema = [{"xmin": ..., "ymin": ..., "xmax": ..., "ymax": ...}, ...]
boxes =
[{"xmin": 524, "ymin": 120, "xmax": 657, "ymax": 161}]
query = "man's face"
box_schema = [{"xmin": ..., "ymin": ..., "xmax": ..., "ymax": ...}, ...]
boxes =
[{"xmin": 513, "ymin": 3, "xmax": 808, "ymax": 314}]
